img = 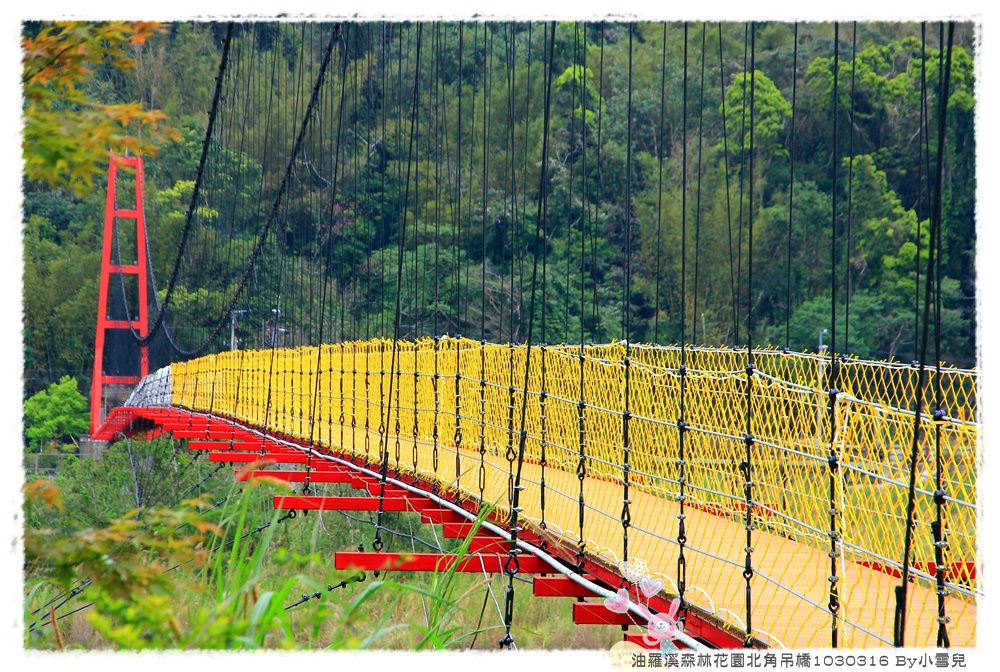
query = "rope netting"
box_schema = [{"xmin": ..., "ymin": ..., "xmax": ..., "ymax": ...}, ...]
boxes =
[{"xmin": 170, "ymin": 338, "xmax": 978, "ymax": 648}]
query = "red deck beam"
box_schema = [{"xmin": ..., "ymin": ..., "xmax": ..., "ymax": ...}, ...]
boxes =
[
  {"xmin": 352, "ymin": 475, "xmax": 394, "ymax": 488},
  {"xmin": 536, "ymin": 528, "xmax": 746, "ymax": 649},
  {"xmin": 210, "ymin": 452, "xmax": 309, "ymax": 464},
  {"xmin": 334, "ymin": 551, "xmax": 549, "ymax": 573},
  {"xmin": 625, "ymin": 631, "xmax": 694, "ymax": 650},
  {"xmin": 360, "ymin": 481, "xmax": 411, "ymax": 497},
  {"xmin": 138, "ymin": 408, "xmax": 184, "ymax": 417},
  {"xmin": 533, "ymin": 575, "xmax": 603, "ymax": 598},
  {"xmin": 623, "ymin": 633, "xmax": 660, "ymax": 650},
  {"xmin": 468, "ymin": 536, "xmax": 512, "ymax": 553},
  {"xmin": 678, "ymin": 610, "xmax": 743, "ymax": 648},
  {"xmin": 171, "ymin": 429, "xmax": 216, "ymax": 439},
  {"xmin": 238, "ymin": 470, "xmax": 353, "ymax": 483},
  {"xmin": 572, "ymin": 601, "xmax": 643, "ymax": 626},
  {"xmin": 420, "ymin": 508, "xmax": 468, "ymax": 524},
  {"xmin": 188, "ymin": 440, "xmax": 270, "ymax": 451},
  {"xmin": 442, "ymin": 522, "xmax": 486, "ymax": 539},
  {"xmin": 273, "ymin": 496, "xmax": 423, "ymax": 512}
]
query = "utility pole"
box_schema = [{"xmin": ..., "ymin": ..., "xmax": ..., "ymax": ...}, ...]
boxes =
[{"xmin": 230, "ymin": 309, "xmax": 248, "ymax": 350}]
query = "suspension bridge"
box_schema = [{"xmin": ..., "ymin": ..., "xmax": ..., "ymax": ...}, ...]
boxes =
[{"xmin": 77, "ymin": 20, "xmax": 977, "ymax": 650}]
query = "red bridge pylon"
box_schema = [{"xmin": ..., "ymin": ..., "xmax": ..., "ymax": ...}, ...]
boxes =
[{"xmin": 90, "ymin": 156, "xmax": 149, "ymax": 433}]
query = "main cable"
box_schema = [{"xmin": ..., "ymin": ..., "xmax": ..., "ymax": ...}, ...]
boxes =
[
  {"xmin": 373, "ymin": 24, "xmax": 424, "ymax": 553},
  {"xmin": 502, "ymin": 20, "xmax": 556, "ymax": 651},
  {"xmin": 894, "ymin": 21, "xmax": 955, "ymax": 649},
  {"xmin": 785, "ymin": 23, "xmax": 798, "ymax": 350}
]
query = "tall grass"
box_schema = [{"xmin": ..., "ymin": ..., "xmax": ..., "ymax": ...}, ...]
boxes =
[{"xmin": 23, "ymin": 455, "xmax": 622, "ymax": 651}]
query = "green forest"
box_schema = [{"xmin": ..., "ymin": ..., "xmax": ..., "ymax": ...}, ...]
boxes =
[{"xmin": 22, "ymin": 21, "xmax": 977, "ymax": 405}]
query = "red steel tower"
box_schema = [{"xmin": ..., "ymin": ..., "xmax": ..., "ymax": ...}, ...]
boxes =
[{"xmin": 90, "ymin": 156, "xmax": 149, "ymax": 433}]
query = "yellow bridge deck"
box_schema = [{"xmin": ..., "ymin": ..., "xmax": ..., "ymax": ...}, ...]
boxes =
[
  {"xmin": 170, "ymin": 338, "xmax": 979, "ymax": 649},
  {"xmin": 309, "ymin": 423, "xmax": 976, "ymax": 649}
]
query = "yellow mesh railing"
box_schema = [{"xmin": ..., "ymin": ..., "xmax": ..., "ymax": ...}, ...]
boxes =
[{"xmin": 171, "ymin": 338, "xmax": 978, "ymax": 648}]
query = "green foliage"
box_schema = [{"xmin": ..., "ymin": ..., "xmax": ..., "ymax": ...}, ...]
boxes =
[
  {"xmin": 20, "ymin": 21, "xmax": 978, "ymax": 403},
  {"xmin": 23, "ymin": 376, "xmax": 89, "ymax": 452},
  {"xmin": 722, "ymin": 70, "xmax": 792, "ymax": 154},
  {"xmin": 22, "ymin": 22, "xmax": 181, "ymax": 196},
  {"xmin": 23, "ymin": 462, "xmax": 518, "ymax": 651}
]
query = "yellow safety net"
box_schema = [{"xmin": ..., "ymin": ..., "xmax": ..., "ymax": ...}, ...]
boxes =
[{"xmin": 171, "ymin": 337, "xmax": 978, "ymax": 648}]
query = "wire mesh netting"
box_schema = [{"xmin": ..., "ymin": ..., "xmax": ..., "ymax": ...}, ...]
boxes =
[{"xmin": 170, "ymin": 338, "xmax": 978, "ymax": 648}]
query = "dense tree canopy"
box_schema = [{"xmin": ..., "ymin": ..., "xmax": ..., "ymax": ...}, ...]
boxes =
[
  {"xmin": 23, "ymin": 376, "xmax": 89, "ymax": 452},
  {"xmin": 21, "ymin": 21, "xmax": 978, "ymax": 406}
]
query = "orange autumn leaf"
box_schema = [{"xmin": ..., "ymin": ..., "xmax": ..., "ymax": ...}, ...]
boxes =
[
  {"xmin": 23, "ymin": 479, "xmax": 64, "ymax": 511},
  {"xmin": 21, "ymin": 21, "xmax": 175, "ymax": 196}
]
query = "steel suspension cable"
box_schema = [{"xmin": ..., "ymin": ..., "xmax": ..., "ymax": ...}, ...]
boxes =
[
  {"xmin": 519, "ymin": 24, "xmax": 533, "ymax": 342},
  {"xmin": 621, "ymin": 22, "xmax": 635, "ymax": 569},
  {"xmin": 463, "ymin": 25, "xmax": 480, "ymax": 333},
  {"xmin": 373, "ymin": 24, "xmax": 423, "ymax": 553},
  {"xmin": 677, "ymin": 20, "xmax": 691, "ymax": 624},
  {"xmin": 915, "ymin": 24, "xmax": 929, "ymax": 363},
  {"xmin": 576, "ymin": 20, "xmax": 589, "ymax": 571},
  {"xmin": 718, "ymin": 22, "xmax": 739, "ymax": 347},
  {"xmin": 410, "ymin": 26, "xmax": 421, "ymax": 475},
  {"xmin": 506, "ymin": 21, "xmax": 519, "ymax": 342},
  {"xmin": 304, "ymin": 24, "xmax": 351, "ymax": 494},
  {"xmin": 681, "ymin": 21, "xmax": 688, "ymax": 350},
  {"xmin": 741, "ymin": 21, "xmax": 757, "ymax": 648},
  {"xmin": 134, "ymin": 23, "xmax": 233, "ymax": 349},
  {"xmin": 373, "ymin": 25, "xmax": 389, "ymax": 494},
  {"xmin": 411, "ymin": 24, "xmax": 424, "ymax": 340},
  {"xmin": 391, "ymin": 26, "xmax": 406, "ymax": 477},
  {"xmin": 845, "ymin": 23, "xmax": 858, "ymax": 357},
  {"xmin": 592, "ymin": 25, "xmax": 605, "ymax": 333},
  {"xmin": 189, "ymin": 26, "xmax": 339, "ymax": 360},
  {"xmin": 453, "ymin": 22, "xmax": 466, "ymax": 493},
  {"xmin": 930, "ymin": 21, "xmax": 951, "ymax": 649},
  {"xmin": 563, "ymin": 22, "xmax": 577, "ymax": 345},
  {"xmin": 894, "ymin": 21, "xmax": 955, "ymax": 648},
  {"xmin": 692, "ymin": 23, "xmax": 707, "ymax": 344},
  {"xmin": 734, "ymin": 24, "xmax": 749, "ymax": 346},
  {"xmin": 785, "ymin": 23, "xmax": 798, "ymax": 350},
  {"xmin": 536, "ymin": 23, "xmax": 551, "ymax": 550},
  {"xmin": 504, "ymin": 23, "xmax": 522, "ymax": 534},
  {"xmin": 143, "ymin": 23, "xmax": 250, "ymax": 358},
  {"xmin": 653, "ymin": 22, "xmax": 667, "ymax": 344},
  {"xmin": 361, "ymin": 23, "xmax": 375, "ymax": 463},
  {"xmin": 541, "ymin": 26, "xmax": 549, "ymax": 348},
  {"xmin": 502, "ymin": 20, "xmax": 556, "ymax": 650},
  {"xmin": 432, "ymin": 23, "xmax": 443, "ymax": 485},
  {"xmin": 478, "ymin": 22, "xmax": 491, "ymax": 503},
  {"xmin": 828, "ymin": 21, "xmax": 842, "ymax": 648}
]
